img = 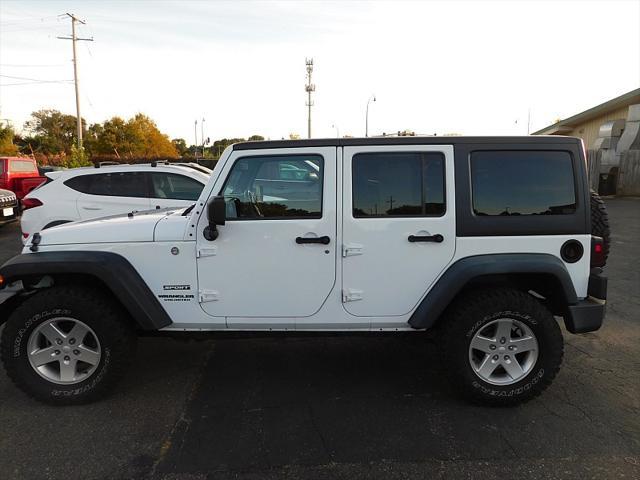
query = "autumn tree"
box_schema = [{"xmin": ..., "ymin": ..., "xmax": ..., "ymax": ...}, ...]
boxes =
[
  {"xmin": 0, "ymin": 121, "xmax": 19, "ymax": 156},
  {"xmin": 86, "ymin": 114, "xmax": 178, "ymax": 159},
  {"xmin": 126, "ymin": 114, "xmax": 178, "ymax": 158}
]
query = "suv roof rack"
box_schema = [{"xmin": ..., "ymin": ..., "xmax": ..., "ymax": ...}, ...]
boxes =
[
  {"xmin": 151, "ymin": 160, "xmax": 171, "ymax": 167},
  {"xmin": 94, "ymin": 161, "xmax": 123, "ymax": 168}
]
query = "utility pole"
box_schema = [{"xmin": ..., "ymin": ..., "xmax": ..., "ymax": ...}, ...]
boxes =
[
  {"xmin": 201, "ymin": 118, "xmax": 205, "ymax": 158},
  {"xmin": 57, "ymin": 13, "xmax": 93, "ymax": 149},
  {"xmin": 305, "ymin": 58, "xmax": 315, "ymax": 139},
  {"xmin": 365, "ymin": 94, "xmax": 376, "ymax": 137},
  {"xmin": 194, "ymin": 120, "xmax": 198, "ymax": 159}
]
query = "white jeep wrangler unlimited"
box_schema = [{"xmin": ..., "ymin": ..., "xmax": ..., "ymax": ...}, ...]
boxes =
[{"xmin": 0, "ymin": 137, "xmax": 609, "ymax": 406}]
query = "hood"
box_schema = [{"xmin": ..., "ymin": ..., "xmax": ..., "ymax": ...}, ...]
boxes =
[{"xmin": 31, "ymin": 208, "xmax": 184, "ymax": 246}]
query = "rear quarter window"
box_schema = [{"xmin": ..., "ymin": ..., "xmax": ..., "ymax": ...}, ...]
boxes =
[
  {"xmin": 471, "ymin": 151, "xmax": 576, "ymax": 216},
  {"xmin": 64, "ymin": 172, "xmax": 148, "ymax": 198}
]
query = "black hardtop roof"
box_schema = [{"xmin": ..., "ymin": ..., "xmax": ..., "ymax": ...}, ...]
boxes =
[{"xmin": 233, "ymin": 135, "xmax": 582, "ymax": 151}]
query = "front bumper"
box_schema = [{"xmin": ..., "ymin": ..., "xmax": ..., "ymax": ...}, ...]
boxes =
[{"xmin": 565, "ymin": 269, "xmax": 607, "ymax": 334}]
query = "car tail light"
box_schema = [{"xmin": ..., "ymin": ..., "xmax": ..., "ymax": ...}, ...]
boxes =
[
  {"xmin": 591, "ymin": 236, "xmax": 606, "ymax": 267},
  {"xmin": 21, "ymin": 198, "xmax": 43, "ymax": 211},
  {"xmin": 22, "ymin": 233, "xmax": 29, "ymax": 239}
]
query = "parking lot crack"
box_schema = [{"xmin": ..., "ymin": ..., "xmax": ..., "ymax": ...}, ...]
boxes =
[
  {"xmin": 307, "ymin": 402, "xmax": 332, "ymax": 461},
  {"xmin": 147, "ymin": 341, "xmax": 215, "ymax": 479}
]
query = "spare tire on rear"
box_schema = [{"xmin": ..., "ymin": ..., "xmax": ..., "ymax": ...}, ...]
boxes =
[{"xmin": 590, "ymin": 190, "xmax": 611, "ymax": 265}]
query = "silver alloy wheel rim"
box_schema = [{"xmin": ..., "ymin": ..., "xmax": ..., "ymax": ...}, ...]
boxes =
[
  {"xmin": 468, "ymin": 318, "xmax": 539, "ymax": 386},
  {"xmin": 27, "ymin": 317, "xmax": 102, "ymax": 385}
]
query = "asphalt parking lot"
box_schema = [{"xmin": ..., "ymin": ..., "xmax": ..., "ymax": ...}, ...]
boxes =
[{"xmin": 0, "ymin": 198, "xmax": 638, "ymax": 480}]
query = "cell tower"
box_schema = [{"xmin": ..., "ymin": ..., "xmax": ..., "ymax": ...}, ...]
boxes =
[{"xmin": 305, "ymin": 58, "xmax": 315, "ymax": 139}]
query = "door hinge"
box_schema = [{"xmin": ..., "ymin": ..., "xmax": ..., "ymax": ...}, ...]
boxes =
[
  {"xmin": 199, "ymin": 289, "xmax": 219, "ymax": 303},
  {"xmin": 342, "ymin": 243, "xmax": 363, "ymax": 257},
  {"xmin": 342, "ymin": 288, "xmax": 364, "ymax": 302},
  {"xmin": 197, "ymin": 246, "xmax": 217, "ymax": 258}
]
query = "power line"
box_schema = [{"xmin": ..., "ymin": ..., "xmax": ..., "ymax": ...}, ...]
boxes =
[
  {"xmin": 0, "ymin": 15, "xmax": 61, "ymax": 27},
  {"xmin": 0, "ymin": 63, "xmax": 67, "ymax": 67},
  {"xmin": 0, "ymin": 80, "xmax": 73, "ymax": 86},
  {"xmin": 0, "ymin": 74, "xmax": 70, "ymax": 82}
]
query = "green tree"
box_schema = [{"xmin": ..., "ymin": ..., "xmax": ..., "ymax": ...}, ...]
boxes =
[
  {"xmin": 211, "ymin": 138, "xmax": 246, "ymax": 159},
  {"xmin": 172, "ymin": 138, "xmax": 188, "ymax": 156},
  {"xmin": 68, "ymin": 145, "xmax": 92, "ymax": 168},
  {"xmin": 0, "ymin": 121, "xmax": 19, "ymax": 156},
  {"xmin": 85, "ymin": 116, "xmax": 129, "ymax": 157},
  {"xmin": 23, "ymin": 109, "xmax": 84, "ymax": 155},
  {"xmin": 248, "ymin": 135, "xmax": 265, "ymax": 141}
]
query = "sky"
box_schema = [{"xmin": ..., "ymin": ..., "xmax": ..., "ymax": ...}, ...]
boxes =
[{"xmin": 1, "ymin": 0, "xmax": 639, "ymax": 143}]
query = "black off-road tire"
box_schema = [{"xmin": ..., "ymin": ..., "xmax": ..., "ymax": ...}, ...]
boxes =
[
  {"xmin": 590, "ymin": 190, "xmax": 610, "ymax": 265},
  {"xmin": 0, "ymin": 286, "xmax": 137, "ymax": 405},
  {"xmin": 441, "ymin": 288, "xmax": 563, "ymax": 407}
]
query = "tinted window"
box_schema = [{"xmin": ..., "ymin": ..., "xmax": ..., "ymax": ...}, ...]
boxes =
[
  {"xmin": 352, "ymin": 152, "xmax": 445, "ymax": 217},
  {"xmin": 222, "ymin": 155, "xmax": 323, "ymax": 219},
  {"xmin": 471, "ymin": 151, "xmax": 576, "ymax": 216},
  {"xmin": 150, "ymin": 173, "xmax": 203, "ymax": 201},
  {"xmin": 64, "ymin": 172, "xmax": 148, "ymax": 198},
  {"xmin": 10, "ymin": 160, "xmax": 37, "ymax": 173}
]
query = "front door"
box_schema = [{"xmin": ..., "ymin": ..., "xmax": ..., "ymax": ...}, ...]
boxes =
[
  {"xmin": 196, "ymin": 147, "xmax": 337, "ymax": 324},
  {"xmin": 342, "ymin": 144, "xmax": 456, "ymax": 319}
]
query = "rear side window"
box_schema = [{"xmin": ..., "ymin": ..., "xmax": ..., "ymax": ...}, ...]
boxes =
[
  {"xmin": 352, "ymin": 152, "xmax": 445, "ymax": 217},
  {"xmin": 471, "ymin": 151, "xmax": 576, "ymax": 216},
  {"xmin": 10, "ymin": 160, "xmax": 37, "ymax": 173},
  {"xmin": 64, "ymin": 172, "xmax": 148, "ymax": 198},
  {"xmin": 150, "ymin": 172, "xmax": 203, "ymax": 201}
]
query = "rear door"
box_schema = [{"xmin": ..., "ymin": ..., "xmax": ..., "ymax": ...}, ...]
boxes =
[
  {"xmin": 342, "ymin": 144, "xmax": 456, "ymax": 318},
  {"xmin": 73, "ymin": 171, "xmax": 151, "ymax": 218},
  {"xmin": 149, "ymin": 172, "xmax": 204, "ymax": 209}
]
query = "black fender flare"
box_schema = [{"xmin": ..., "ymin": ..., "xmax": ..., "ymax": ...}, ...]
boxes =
[
  {"xmin": 408, "ymin": 253, "xmax": 578, "ymax": 329},
  {"xmin": 0, "ymin": 251, "xmax": 172, "ymax": 330}
]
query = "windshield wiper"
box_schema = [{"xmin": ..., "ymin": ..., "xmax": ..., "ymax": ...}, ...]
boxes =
[{"xmin": 182, "ymin": 204, "xmax": 196, "ymax": 216}]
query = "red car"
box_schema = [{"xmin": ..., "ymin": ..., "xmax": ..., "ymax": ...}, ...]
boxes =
[{"xmin": 0, "ymin": 157, "xmax": 46, "ymax": 201}]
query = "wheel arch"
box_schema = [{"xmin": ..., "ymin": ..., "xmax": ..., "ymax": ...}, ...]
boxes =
[
  {"xmin": 0, "ymin": 251, "xmax": 172, "ymax": 331},
  {"xmin": 409, "ymin": 253, "xmax": 578, "ymax": 330}
]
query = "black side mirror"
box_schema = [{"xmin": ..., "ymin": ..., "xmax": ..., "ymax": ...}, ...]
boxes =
[{"xmin": 203, "ymin": 196, "xmax": 226, "ymax": 241}]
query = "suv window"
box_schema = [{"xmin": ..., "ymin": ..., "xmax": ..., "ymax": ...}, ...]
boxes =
[
  {"xmin": 64, "ymin": 172, "xmax": 148, "ymax": 198},
  {"xmin": 471, "ymin": 151, "xmax": 576, "ymax": 216},
  {"xmin": 10, "ymin": 159, "xmax": 37, "ymax": 173},
  {"xmin": 222, "ymin": 155, "xmax": 323, "ymax": 219},
  {"xmin": 150, "ymin": 172, "xmax": 203, "ymax": 201},
  {"xmin": 352, "ymin": 152, "xmax": 445, "ymax": 217}
]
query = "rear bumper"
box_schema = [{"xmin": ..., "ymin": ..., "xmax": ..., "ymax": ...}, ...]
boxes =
[
  {"xmin": 565, "ymin": 269, "xmax": 607, "ymax": 334},
  {"xmin": 0, "ymin": 200, "xmax": 18, "ymax": 225}
]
